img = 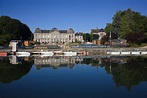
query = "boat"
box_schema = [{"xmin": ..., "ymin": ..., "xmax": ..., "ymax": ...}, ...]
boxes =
[
  {"xmin": 107, "ymin": 51, "xmax": 120, "ymax": 55},
  {"xmin": 16, "ymin": 52, "xmax": 30, "ymax": 57},
  {"xmin": 120, "ymin": 51, "xmax": 130, "ymax": 55},
  {"xmin": 111, "ymin": 52, "xmax": 120, "ymax": 55},
  {"xmin": 131, "ymin": 51, "xmax": 140, "ymax": 55},
  {"xmin": 141, "ymin": 51, "xmax": 147, "ymax": 55},
  {"xmin": 32, "ymin": 51, "xmax": 54, "ymax": 56},
  {"xmin": 63, "ymin": 52, "xmax": 77, "ymax": 56},
  {"xmin": 40, "ymin": 52, "xmax": 54, "ymax": 56}
]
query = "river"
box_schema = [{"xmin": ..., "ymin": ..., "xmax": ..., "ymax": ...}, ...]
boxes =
[{"xmin": 0, "ymin": 56, "xmax": 147, "ymax": 98}]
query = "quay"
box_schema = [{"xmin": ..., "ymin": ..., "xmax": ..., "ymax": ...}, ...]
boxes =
[{"xmin": 0, "ymin": 47, "xmax": 147, "ymax": 57}]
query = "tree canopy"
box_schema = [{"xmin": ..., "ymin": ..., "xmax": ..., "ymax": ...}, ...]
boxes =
[
  {"xmin": 105, "ymin": 8, "xmax": 147, "ymax": 44},
  {"xmin": 83, "ymin": 33, "xmax": 99, "ymax": 42},
  {"xmin": 0, "ymin": 16, "xmax": 33, "ymax": 46}
]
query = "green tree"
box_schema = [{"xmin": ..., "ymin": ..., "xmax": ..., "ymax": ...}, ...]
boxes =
[
  {"xmin": 105, "ymin": 23, "xmax": 112, "ymax": 34},
  {"xmin": 92, "ymin": 34, "xmax": 99, "ymax": 40},
  {"xmin": 83, "ymin": 33, "xmax": 91, "ymax": 42},
  {"xmin": 112, "ymin": 10, "xmax": 122, "ymax": 36},
  {"xmin": 107, "ymin": 8, "xmax": 147, "ymax": 44},
  {"xmin": 0, "ymin": 16, "xmax": 33, "ymax": 46},
  {"xmin": 120, "ymin": 9, "xmax": 134, "ymax": 38},
  {"xmin": 101, "ymin": 35, "xmax": 109, "ymax": 45}
]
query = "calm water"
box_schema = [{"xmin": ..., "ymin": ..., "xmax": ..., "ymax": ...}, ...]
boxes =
[{"xmin": 0, "ymin": 56, "xmax": 147, "ymax": 98}]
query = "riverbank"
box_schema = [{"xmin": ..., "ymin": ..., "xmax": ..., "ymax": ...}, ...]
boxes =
[{"xmin": 0, "ymin": 47, "xmax": 147, "ymax": 56}]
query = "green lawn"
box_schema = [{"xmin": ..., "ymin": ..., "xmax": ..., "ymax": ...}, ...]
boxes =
[
  {"xmin": 130, "ymin": 43, "xmax": 147, "ymax": 48},
  {"xmin": 66, "ymin": 42, "xmax": 81, "ymax": 46}
]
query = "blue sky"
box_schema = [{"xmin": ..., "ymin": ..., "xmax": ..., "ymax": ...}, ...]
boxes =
[{"xmin": 0, "ymin": 0, "xmax": 147, "ymax": 33}]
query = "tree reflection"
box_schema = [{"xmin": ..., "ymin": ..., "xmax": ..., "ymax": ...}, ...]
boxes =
[
  {"xmin": 105, "ymin": 56, "xmax": 147, "ymax": 90},
  {"xmin": 1, "ymin": 55, "xmax": 147, "ymax": 90},
  {"xmin": 0, "ymin": 57, "xmax": 33, "ymax": 84}
]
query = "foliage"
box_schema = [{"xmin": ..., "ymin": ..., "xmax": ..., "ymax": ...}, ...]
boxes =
[
  {"xmin": 83, "ymin": 33, "xmax": 91, "ymax": 42},
  {"xmin": 112, "ymin": 10, "xmax": 122, "ymax": 36},
  {"xmin": 92, "ymin": 34, "xmax": 99, "ymax": 40},
  {"xmin": 35, "ymin": 41, "xmax": 40, "ymax": 45},
  {"xmin": 101, "ymin": 35, "xmax": 109, "ymax": 45},
  {"xmin": 105, "ymin": 23, "xmax": 112, "ymax": 34},
  {"xmin": 0, "ymin": 16, "xmax": 33, "ymax": 46},
  {"xmin": 105, "ymin": 8, "xmax": 147, "ymax": 44},
  {"xmin": 100, "ymin": 32, "xmax": 118, "ymax": 44},
  {"xmin": 68, "ymin": 42, "xmax": 80, "ymax": 46}
]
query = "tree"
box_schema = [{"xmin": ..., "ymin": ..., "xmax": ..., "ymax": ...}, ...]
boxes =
[
  {"xmin": 112, "ymin": 10, "xmax": 122, "ymax": 36},
  {"xmin": 0, "ymin": 16, "xmax": 33, "ymax": 46},
  {"xmin": 83, "ymin": 33, "xmax": 91, "ymax": 42},
  {"xmin": 106, "ymin": 8, "xmax": 147, "ymax": 44},
  {"xmin": 105, "ymin": 23, "xmax": 112, "ymax": 34},
  {"xmin": 120, "ymin": 9, "xmax": 134, "ymax": 38},
  {"xmin": 92, "ymin": 34, "xmax": 99, "ymax": 40},
  {"xmin": 101, "ymin": 35, "xmax": 109, "ymax": 45}
]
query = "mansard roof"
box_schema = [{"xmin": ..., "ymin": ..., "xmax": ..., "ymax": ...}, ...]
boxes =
[
  {"xmin": 34, "ymin": 28, "xmax": 41, "ymax": 33},
  {"xmin": 59, "ymin": 30, "xmax": 67, "ymax": 33},
  {"xmin": 75, "ymin": 32, "xmax": 83, "ymax": 36},
  {"xmin": 50, "ymin": 28, "xmax": 59, "ymax": 32},
  {"xmin": 34, "ymin": 28, "xmax": 74, "ymax": 33},
  {"xmin": 68, "ymin": 28, "xmax": 74, "ymax": 33},
  {"xmin": 41, "ymin": 30, "xmax": 50, "ymax": 33},
  {"xmin": 91, "ymin": 28, "xmax": 105, "ymax": 33}
]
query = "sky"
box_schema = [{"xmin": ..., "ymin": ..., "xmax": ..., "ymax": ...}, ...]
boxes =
[{"xmin": 0, "ymin": 0, "xmax": 147, "ymax": 33}]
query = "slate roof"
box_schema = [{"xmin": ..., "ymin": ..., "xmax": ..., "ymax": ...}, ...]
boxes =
[
  {"xmin": 41, "ymin": 30, "xmax": 50, "ymax": 33},
  {"xmin": 34, "ymin": 28, "xmax": 41, "ymax": 33},
  {"xmin": 34, "ymin": 28, "xmax": 74, "ymax": 33},
  {"xmin": 59, "ymin": 30, "xmax": 67, "ymax": 33},
  {"xmin": 91, "ymin": 28, "xmax": 105, "ymax": 33},
  {"xmin": 75, "ymin": 32, "xmax": 83, "ymax": 36}
]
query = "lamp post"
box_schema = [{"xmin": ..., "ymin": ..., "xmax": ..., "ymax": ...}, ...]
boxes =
[{"xmin": 109, "ymin": 31, "xmax": 111, "ymax": 47}]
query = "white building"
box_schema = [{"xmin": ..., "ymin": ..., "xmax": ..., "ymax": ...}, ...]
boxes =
[
  {"xmin": 75, "ymin": 32, "xmax": 84, "ymax": 43},
  {"xmin": 34, "ymin": 28, "xmax": 75, "ymax": 45}
]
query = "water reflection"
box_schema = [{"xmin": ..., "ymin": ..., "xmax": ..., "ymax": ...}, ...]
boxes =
[
  {"xmin": 106, "ymin": 56, "xmax": 147, "ymax": 90},
  {"xmin": 34, "ymin": 56, "xmax": 76, "ymax": 69},
  {"xmin": 0, "ymin": 56, "xmax": 33, "ymax": 84},
  {"xmin": 0, "ymin": 55, "xmax": 147, "ymax": 91}
]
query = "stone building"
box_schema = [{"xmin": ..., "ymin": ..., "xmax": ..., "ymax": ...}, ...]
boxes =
[
  {"xmin": 90, "ymin": 28, "xmax": 106, "ymax": 40},
  {"xmin": 34, "ymin": 28, "xmax": 75, "ymax": 45},
  {"xmin": 75, "ymin": 32, "xmax": 84, "ymax": 43}
]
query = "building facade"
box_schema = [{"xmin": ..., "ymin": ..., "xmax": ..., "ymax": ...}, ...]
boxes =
[
  {"xmin": 34, "ymin": 28, "xmax": 75, "ymax": 45},
  {"xmin": 75, "ymin": 32, "xmax": 84, "ymax": 43},
  {"xmin": 90, "ymin": 28, "xmax": 106, "ymax": 40}
]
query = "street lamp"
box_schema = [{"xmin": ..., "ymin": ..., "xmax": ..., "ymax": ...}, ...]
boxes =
[{"xmin": 109, "ymin": 31, "xmax": 111, "ymax": 47}]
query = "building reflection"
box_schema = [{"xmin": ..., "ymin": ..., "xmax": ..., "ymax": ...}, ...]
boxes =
[
  {"xmin": 9, "ymin": 55, "xmax": 19, "ymax": 64},
  {"xmin": 34, "ymin": 57, "xmax": 77, "ymax": 69},
  {"xmin": 0, "ymin": 56, "xmax": 33, "ymax": 84},
  {"xmin": 33, "ymin": 56, "xmax": 128, "ymax": 69},
  {"xmin": 8, "ymin": 55, "xmax": 128, "ymax": 68},
  {"xmin": 9, "ymin": 56, "xmax": 33, "ymax": 64}
]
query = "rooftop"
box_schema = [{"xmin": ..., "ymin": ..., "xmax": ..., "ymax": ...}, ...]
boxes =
[
  {"xmin": 91, "ymin": 28, "xmax": 105, "ymax": 33},
  {"xmin": 34, "ymin": 28, "xmax": 74, "ymax": 33}
]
